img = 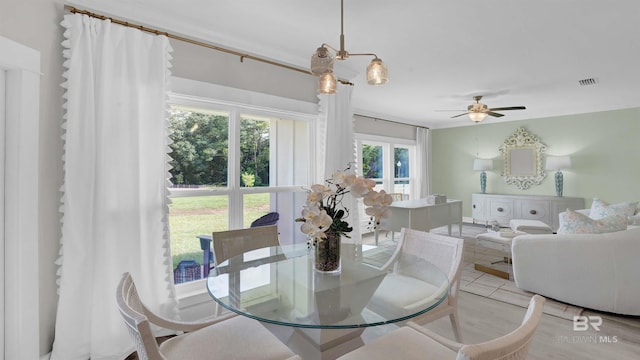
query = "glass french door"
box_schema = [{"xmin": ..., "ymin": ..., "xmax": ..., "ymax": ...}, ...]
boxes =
[
  {"xmin": 357, "ymin": 139, "xmax": 414, "ymax": 198},
  {"xmin": 355, "ymin": 137, "xmax": 416, "ymax": 233}
]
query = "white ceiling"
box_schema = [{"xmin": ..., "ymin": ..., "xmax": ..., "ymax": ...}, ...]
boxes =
[{"xmin": 67, "ymin": 0, "xmax": 640, "ymax": 128}]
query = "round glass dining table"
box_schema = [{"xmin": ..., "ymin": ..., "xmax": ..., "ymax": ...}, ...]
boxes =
[{"xmin": 206, "ymin": 243, "xmax": 449, "ymax": 329}]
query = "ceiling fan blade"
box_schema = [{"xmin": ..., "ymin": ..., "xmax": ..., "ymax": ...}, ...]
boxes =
[
  {"xmin": 487, "ymin": 111, "xmax": 504, "ymax": 117},
  {"xmin": 488, "ymin": 106, "xmax": 526, "ymax": 111},
  {"xmin": 450, "ymin": 112, "xmax": 469, "ymax": 119}
]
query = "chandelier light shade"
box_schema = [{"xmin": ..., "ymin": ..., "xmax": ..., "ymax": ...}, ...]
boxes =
[
  {"xmin": 318, "ymin": 71, "xmax": 338, "ymax": 94},
  {"xmin": 311, "ymin": 0, "xmax": 387, "ymax": 93},
  {"xmin": 311, "ymin": 46, "xmax": 335, "ymax": 76},
  {"xmin": 366, "ymin": 58, "xmax": 388, "ymax": 85}
]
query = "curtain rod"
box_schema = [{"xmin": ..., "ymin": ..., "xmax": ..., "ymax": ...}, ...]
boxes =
[
  {"xmin": 355, "ymin": 114, "xmax": 429, "ymax": 129},
  {"xmin": 64, "ymin": 6, "xmax": 354, "ymax": 86},
  {"xmin": 64, "ymin": 5, "xmax": 320, "ymax": 78}
]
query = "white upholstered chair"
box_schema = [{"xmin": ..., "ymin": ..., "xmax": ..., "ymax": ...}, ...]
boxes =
[
  {"xmin": 338, "ymin": 294, "xmax": 546, "ymax": 360},
  {"xmin": 116, "ymin": 272, "xmax": 299, "ymax": 360},
  {"xmin": 368, "ymin": 228, "xmax": 465, "ymax": 341}
]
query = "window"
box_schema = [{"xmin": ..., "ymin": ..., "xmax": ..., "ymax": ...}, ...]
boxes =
[{"xmin": 168, "ymin": 97, "xmax": 313, "ymax": 285}]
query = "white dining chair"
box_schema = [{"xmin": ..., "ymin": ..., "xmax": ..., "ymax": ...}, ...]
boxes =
[
  {"xmin": 211, "ymin": 225, "xmax": 281, "ymax": 266},
  {"xmin": 210, "ymin": 225, "xmax": 281, "ymax": 315},
  {"xmin": 338, "ymin": 294, "xmax": 546, "ymax": 360},
  {"xmin": 361, "ymin": 228, "xmax": 405, "ymax": 272},
  {"xmin": 368, "ymin": 228, "xmax": 465, "ymax": 341},
  {"xmin": 116, "ymin": 272, "xmax": 300, "ymax": 360}
]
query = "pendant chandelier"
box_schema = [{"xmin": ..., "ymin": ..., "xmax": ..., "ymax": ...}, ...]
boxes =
[{"xmin": 310, "ymin": 0, "xmax": 388, "ymax": 94}]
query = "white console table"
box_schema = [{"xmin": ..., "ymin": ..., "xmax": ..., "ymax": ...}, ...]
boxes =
[
  {"xmin": 471, "ymin": 193, "xmax": 584, "ymax": 232},
  {"xmin": 386, "ymin": 199, "xmax": 463, "ymax": 237}
]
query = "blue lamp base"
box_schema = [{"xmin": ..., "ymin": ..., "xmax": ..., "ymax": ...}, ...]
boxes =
[
  {"xmin": 554, "ymin": 171, "xmax": 564, "ymax": 197},
  {"xmin": 480, "ymin": 171, "xmax": 487, "ymax": 194}
]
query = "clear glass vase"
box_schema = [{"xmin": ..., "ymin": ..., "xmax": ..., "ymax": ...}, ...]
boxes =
[{"xmin": 315, "ymin": 231, "xmax": 341, "ymax": 273}]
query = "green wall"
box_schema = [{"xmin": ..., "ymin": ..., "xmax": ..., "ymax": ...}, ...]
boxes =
[{"xmin": 431, "ymin": 107, "xmax": 640, "ymax": 218}]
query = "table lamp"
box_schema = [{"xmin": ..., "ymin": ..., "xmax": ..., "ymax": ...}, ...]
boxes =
[
  {"xmin": 545, "ymin": 156, "xmax": 571, "ymax": 197},
  {"xmin": 473, "ymin": 159, "xmax": 493, "ymax": 194}
]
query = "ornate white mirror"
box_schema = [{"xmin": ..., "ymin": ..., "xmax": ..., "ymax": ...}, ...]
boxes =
[{"xmin": 499, "ymin": 127, "xmax": 547, "ymax": 189}]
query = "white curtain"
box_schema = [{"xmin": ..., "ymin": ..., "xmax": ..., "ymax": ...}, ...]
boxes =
[
  {"xmin": 416, "ymin": 127, "xmax": 431, "ymax": 198},
  {"xmin": 52, "ymin": 14, "xmax": 176, "ymax": 360},
  {"xmin": 316, "ymin": 83, "xmax": 355, "ymax": 181},
  {"xmin": 316, "ymin": 83, "xmax": 360, "ymax": 240}
]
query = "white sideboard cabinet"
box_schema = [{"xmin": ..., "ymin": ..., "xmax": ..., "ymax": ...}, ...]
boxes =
[{"xmin": 471, "ymin": 193, "xmax": 584, "ymax": 232}]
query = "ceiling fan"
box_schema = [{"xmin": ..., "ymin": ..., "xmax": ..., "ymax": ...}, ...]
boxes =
[{"xmin": 444, "ymin": 95, "xmax": 526, "ymax": 123}]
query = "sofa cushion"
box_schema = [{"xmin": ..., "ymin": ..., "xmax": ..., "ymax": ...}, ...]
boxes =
[
  {"xmin": 511, "ymin": 227, "xmax": 640, "ymax": 315},
  {"xmin": 558, "ymin": 209, "xmax": 627, "ymax": 234},
  {"xmin": 589, "ymin": 198, "xmax": 638, "ymax": 220}
]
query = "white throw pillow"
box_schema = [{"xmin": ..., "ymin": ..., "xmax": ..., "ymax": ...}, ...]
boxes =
[
  {"xmin": 558, "ymin": 209, "xmax": 628, "ymax": 234},
  {"xmin": 589, "ymin": 198, "xmax": 638, "ymax": 220}
]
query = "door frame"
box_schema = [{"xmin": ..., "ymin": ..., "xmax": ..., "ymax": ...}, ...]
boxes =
[
  {"xmin": 0, "ymin": 35, "xmax": 40, "ymax": 360},
  {"xmin": 0, "ymin": 52, "xmax": 5, "ymax": 360}
]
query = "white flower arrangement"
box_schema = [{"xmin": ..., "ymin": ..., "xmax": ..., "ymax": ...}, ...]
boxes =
[{"xmin": 296, "ymin": 166, "xmax": 393, "ymax": 244}]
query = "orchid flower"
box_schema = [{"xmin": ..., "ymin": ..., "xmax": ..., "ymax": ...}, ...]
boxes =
[{"xmin": 297, "ymin": 164, "xmax": 394, "ymax": 244}]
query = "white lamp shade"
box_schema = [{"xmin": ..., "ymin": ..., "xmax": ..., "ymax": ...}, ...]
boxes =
[
  {"xmin": 545, "ymin": 156, "xmax": 571, "ymax": 171},
  {"xmin": 473, "ymin": 159, "xmax": 493, "ymax": 171}
]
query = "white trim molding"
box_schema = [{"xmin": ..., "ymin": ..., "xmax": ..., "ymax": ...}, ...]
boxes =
[{"xmin": 0, "ymin": 35, "xmax": 41, "ymax": 360}]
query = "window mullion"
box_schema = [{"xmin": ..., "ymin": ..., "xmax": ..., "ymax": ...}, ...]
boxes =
[
  {"xmin": 228, "ymin": 109, "xmax": 243, "ymax": 229},
  {"xmin": 384, "ymin": 144, "xmax": 394, "ymax": 193}
]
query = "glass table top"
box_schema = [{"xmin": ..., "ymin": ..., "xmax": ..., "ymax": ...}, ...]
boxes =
[{"xmin": 206, "ymin": 243, "xmax": 449, "ymax": 329}]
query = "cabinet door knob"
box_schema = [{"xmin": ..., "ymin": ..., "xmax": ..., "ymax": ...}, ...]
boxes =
[
  {"xmin": 497, "ymin": 207, "xmax": 504, "ymax": 212},
  {"xmin": 530, "ymin": 210, "xmax": 537, "ymax": 215},
  {"xmin": 473, "ymin": 204, "xmax": 476, "ymax": 209}
]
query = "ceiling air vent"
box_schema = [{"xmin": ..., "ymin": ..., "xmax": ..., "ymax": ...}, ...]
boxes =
[{"xmin": 578, "ymin": 77, "xmax": 598, "ymax": 86}]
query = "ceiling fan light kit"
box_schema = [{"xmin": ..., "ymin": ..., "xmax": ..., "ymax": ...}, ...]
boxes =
[
  {"xmin": 443, "ymin": 95, "xmax": 526, "ymax": 123},
  {"xmin": 468, "ymin": 112, "xmax": 488, "ymax": 123},
  {"xmin": 311, "ymin": 0, "xmax": 388, "ymax": 94}
]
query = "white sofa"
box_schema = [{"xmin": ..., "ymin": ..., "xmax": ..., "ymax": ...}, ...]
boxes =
[{"xmin": 512, "ymin": 226, "xmax": 640, "ymax": 315}]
